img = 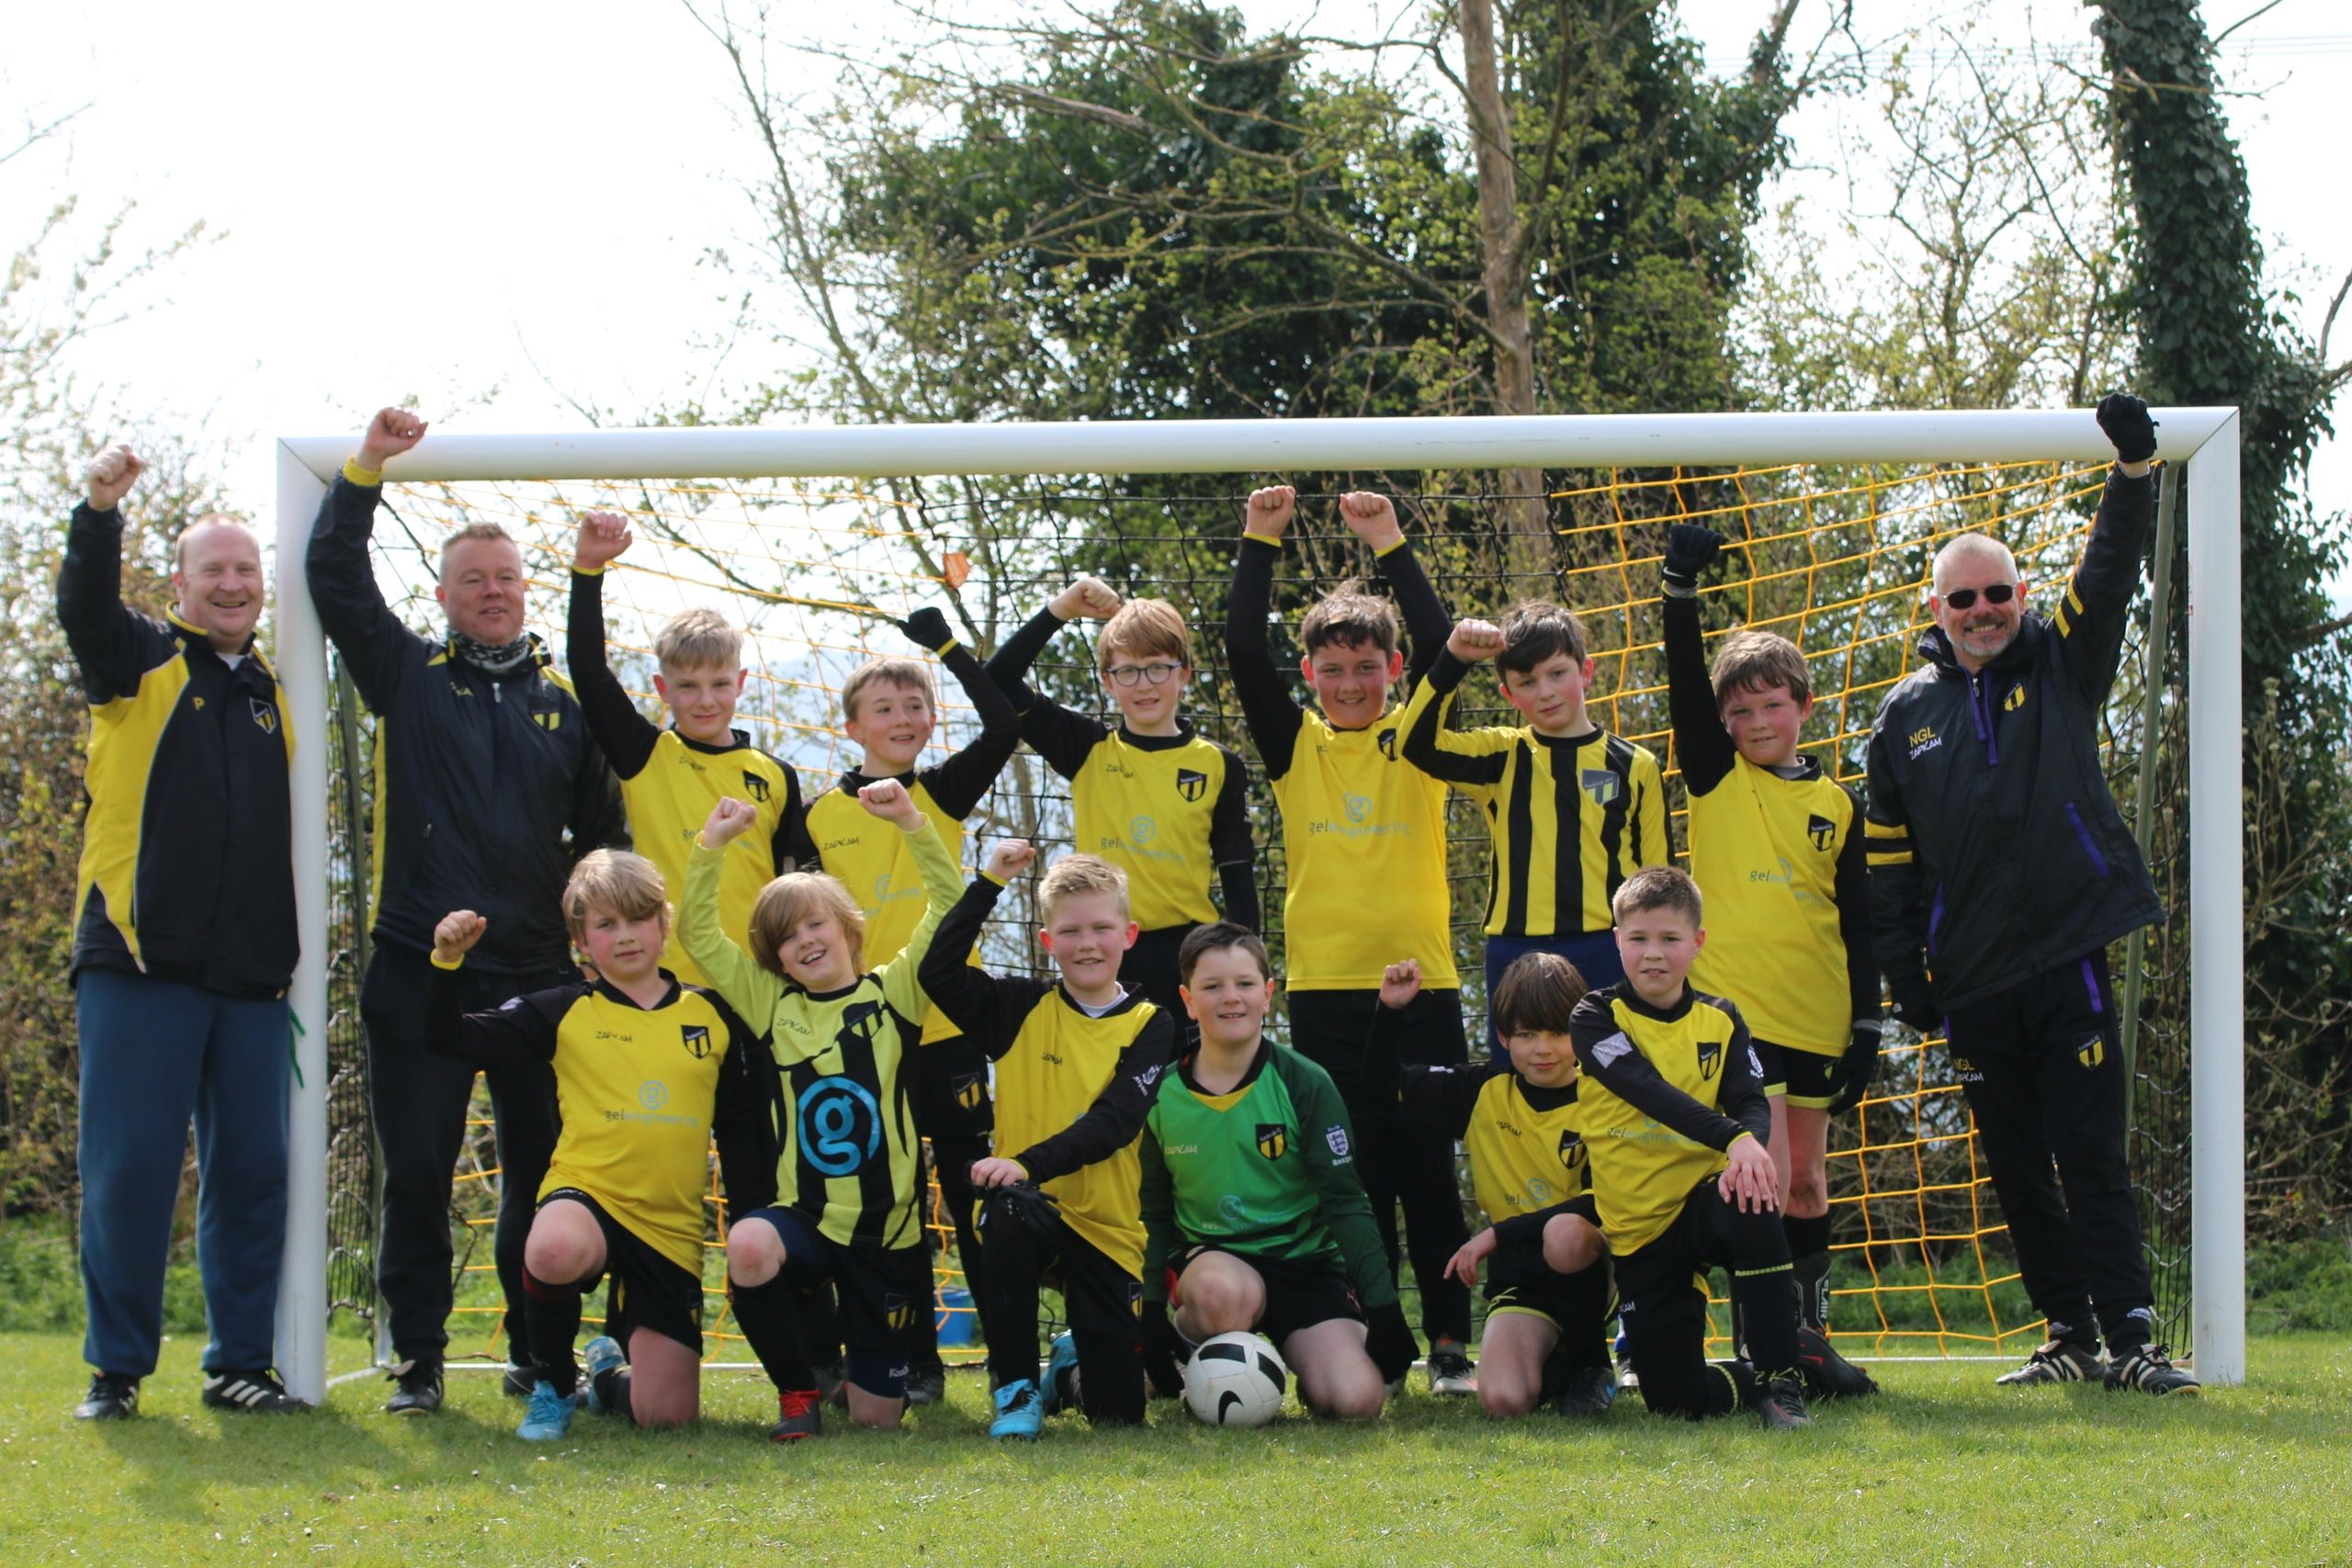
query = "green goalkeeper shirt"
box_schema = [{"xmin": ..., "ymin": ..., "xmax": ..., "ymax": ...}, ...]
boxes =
[{"xmin": 1137, "ymin": 1040, "xmax": 1398, "ymax": 1313}]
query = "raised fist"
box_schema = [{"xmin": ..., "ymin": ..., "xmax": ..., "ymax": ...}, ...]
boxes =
[
  {"xmin": 985, "ymin": 839, "xmax": 1037, "ymax": 882},
  {"xmin": 1050, "ymin": 575, "xmax": 1121, "ymax": 622},
  {"xmin": 2095, "ymin": 393, "xmax": 2158, "ymax": 466},
  {"xmin": 85, "ymin": 445, "xmax": 146, "ymax": 512},
  {"xmin": 701, "ymin": 796, "xmax": 759, "ymax": 848},
  {"xmin": 356, "ymin": 407, "xmax": 429, "ymax": 471},
  {"xmin": 1337, "ymin": 491, "xmax": 1404, "ymax": 551},
  {"xmin": 1448, "ymin": 618, "xmax": 1506, "ymax": 663},
  {"xmin": 857, "ymin": 777, "xmax": 922, "ymax": 829},
  {"xmin": 897, "ymin": 605, "xmax": 954, "ymax": 653},
  {"xmin": 1661, "ymin": 524, "xmax": 1725, "ymax": 592},
  {"xmin": 1377, "ymin": 957, "xmax": 1422, "ymax": 1011},
  {"xmin": 432, "ymin": 909, "xmax": 488, "ymax": 964},
  {"xmin": 573, "ymin": 510, "xmax": 634, "ymax": 571},
  {"xmin": 1243, "ymin": 485, "xmax": 1296, "ymax": 541}
]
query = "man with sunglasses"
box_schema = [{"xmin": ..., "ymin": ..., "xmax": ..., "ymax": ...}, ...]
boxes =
[{"xmin": 1862, "ymin": 394, "xmax": 2193, "ymax": 1394}]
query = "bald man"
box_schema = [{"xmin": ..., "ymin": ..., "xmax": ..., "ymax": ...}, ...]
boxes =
[
  {"xmin": 57, "ymin": 446, "xmax": 307, "ymax": 1419},
  {"xmin": 1863, "ymin": 394, "xmax": 2194, "ymax": 1395}
]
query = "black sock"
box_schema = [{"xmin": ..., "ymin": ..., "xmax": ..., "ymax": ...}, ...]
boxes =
[
  {"xmin": 730, "ymin": 1273, "xmax": 816, "ymax": 1393},
  {"xmin": 1730, "ymin": 1264, "xmax": 1801, "ymax": 1380},
  {"xmin": 519, "ymin": 1269, "xmax": 583, "ymax": 1396},
  {"xmin": 1784, "ymin": 1213, "xmax": 1833, "ymax": 1331},
  {"xmin": 1071, "ymin": 1328, "xmax": 1145, "ymax": 1427},
  {"xmin": 593, "ymin": 1366, "xmax": 633, "ymax": 1423}
]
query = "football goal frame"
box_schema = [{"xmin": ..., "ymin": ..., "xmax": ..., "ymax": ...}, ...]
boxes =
[{"xmin": 267, "ymin": 407, "xmax": 2246, "ymax": 1402}]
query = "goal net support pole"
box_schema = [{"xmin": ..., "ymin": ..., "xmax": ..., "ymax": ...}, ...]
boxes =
[{"xmin": 270, "ymin": 407, "xmax": 2245, "ymax": 1402}]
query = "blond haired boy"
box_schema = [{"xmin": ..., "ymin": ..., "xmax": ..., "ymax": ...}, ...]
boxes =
[
  {"xmin": 985, "ymin": 579, "xmax": 1257, "ymax": 1014},
  {"xmin": 569, "ymin": 512, "xmax": 802, "ymax": 987},
  {"xmin": 918, "ymin": 847, "xmax": 1176, "ymax": 1438}
]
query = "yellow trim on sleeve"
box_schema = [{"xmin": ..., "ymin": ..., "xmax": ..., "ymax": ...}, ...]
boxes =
[
  {"xmin": 1863, "ymin": 818, "xmax": 1906, "ymax": 839},
  {"xmin": 571, "ymin": 563, "xmax": 607, "ymax": 578},
  {"xmin": 1241, "ymin": 533, "xmax": 1283, "ymax": 550},
  {"xmin": 431, "ymin": 952, "xmax": 466, "ymax": 972},
  {"xmin": 343, "ymin": 458, "xmax": 384, "ymax": 486}
]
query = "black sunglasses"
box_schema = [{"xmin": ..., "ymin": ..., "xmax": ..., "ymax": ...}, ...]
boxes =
[{"xmin": 1942, "ymin": 582, "xmax": 2017, "ymax": 611}]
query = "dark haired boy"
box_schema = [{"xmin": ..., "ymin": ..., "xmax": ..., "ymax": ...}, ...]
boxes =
[
  {"xmin": 1136, "ymin": 923, "xmax": 1419, "ymax": 1417},
  {"xmin": 1221, "ymin": 487, "xmax": 1475, "ymax": 1393},
  {"xmin": 1400, "ymin": 603, "xmax": 1668, "ymax": 1023},
  {"xmin": 1568, "ymin": 866, "xmax": 1810, "ymax": 1427},
  {"xmin": 1364, "ymin": 951, "xmax": 1617, "ymax": 1418},
  {"xmin": 1659, "ymin": 525, "xmax": 1880, "ymax": 1393}
]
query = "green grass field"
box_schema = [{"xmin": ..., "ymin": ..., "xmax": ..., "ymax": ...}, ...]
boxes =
[{"xmin": 4, "ymin": 1332, "xmax": 2346, "ymax": 1565}]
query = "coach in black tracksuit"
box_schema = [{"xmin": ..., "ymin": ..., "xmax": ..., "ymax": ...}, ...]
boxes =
[
  {"xmin": 308, "ymin": 409, "xmax": 628, "ymax": 1413},
  {"xmin": 1864, "ymin": 395, "xmax": 2192, "ymax": 1393}
]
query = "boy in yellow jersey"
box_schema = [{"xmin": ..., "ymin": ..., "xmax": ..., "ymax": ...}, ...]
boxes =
[
  {"xmin": 780, "ymin": 606, "xmax": 1020, "ymax": 1401},
  {"xmin": 1660, "ymin": 524, "xmax": 1882, "ymax": 1400},
  {"xmin": 1567, "ymin": 866, "xmax": 1811, "ymax": 1427},
  {"xmin": 984, "ymin": 578, "xmax": 1259, "ymax": 1013},
  {"xmin": 567, "ymin": 510, "xmax": 803, "ymax": 987},
  {"xmin": 918, "ymin": 846, "xmax": 1176, "ymax": 1438},
  {"xmin": 1363, "ymin": 952, "xmax": 1617, "ymax": 1419},
  {"xmin": 1400, "ymin": 602, "xmax": 1668, "ymax": 1022},
  {"xmin": 426, "ymin": 851, "xmax": 770, "ymax": 1441},
  {"xmin": 686, "ymin": 778, "xmax": 962, "ymax": 1437},
  {"xmin": 1224, "ymin": 484, "xmax": 1470, "ymax": 1393}
]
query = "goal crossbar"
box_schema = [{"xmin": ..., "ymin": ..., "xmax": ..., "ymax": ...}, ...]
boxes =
[{"xmin": 268, "ymin": 407, "xmax": 2245, "ymax": 1401}]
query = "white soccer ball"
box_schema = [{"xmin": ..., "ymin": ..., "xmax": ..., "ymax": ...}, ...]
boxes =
[{"xmin": 1183, "ymin": 1331, "xmax": 1289, "ymax": 1427}]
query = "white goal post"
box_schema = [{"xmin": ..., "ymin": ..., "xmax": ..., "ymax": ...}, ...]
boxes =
[{"xmin": 268, "ymin": 408, "xmax": 2246, "ymax": 1402}]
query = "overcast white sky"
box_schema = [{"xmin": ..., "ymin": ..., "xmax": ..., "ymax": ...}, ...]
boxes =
[{"xmin": 8, "ymin": 0, "xmax": 2346, "ymax": 606}]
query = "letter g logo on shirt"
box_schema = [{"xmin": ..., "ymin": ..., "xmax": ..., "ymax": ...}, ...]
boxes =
[{"xmin": 797, "ymin": 1076, "xmax": 883, "ymax": 1177}]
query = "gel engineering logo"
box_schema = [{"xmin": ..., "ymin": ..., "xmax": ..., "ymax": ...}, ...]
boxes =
[{"xmin": 797, "ymin": 1077, "xmax": 883, "ymax": 1177}]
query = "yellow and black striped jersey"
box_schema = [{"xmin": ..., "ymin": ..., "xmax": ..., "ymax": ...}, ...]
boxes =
[
  {"xmin": 1568, "ymin": 984, "xmax": 1769, "ymax": 1254},
  {"xmin": 681, "ymin": 817, "xmax": 964, "ymax": 1248},
  {"xmin": 919, "ymin": 868, "xmax": 1178, "ymax": 1275},
  {"xmin": 1400, "ymin": 649, "xmax": 1668, "ymax": 939},
  {"xmin": 58, "ymin": 502, "xmax": 298, "ymax": 998},
  {"xmin": 427, "ymin": 964, "xmax": 765, "ymax": 1272}
]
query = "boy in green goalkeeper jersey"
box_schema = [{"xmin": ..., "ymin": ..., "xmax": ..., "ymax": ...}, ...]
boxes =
[{"xmin": 1136, "ymin": 925, "xmax": 1419, "ymax": 1418}]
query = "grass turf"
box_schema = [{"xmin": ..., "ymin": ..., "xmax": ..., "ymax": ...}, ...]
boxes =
[{"xmin": 3, "ymin": 1331, "xmax": 2346, "ymax": 1565}]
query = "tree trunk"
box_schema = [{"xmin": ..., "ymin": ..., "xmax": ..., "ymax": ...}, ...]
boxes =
[{"xmin": 1460, "ymin": 0, "xmax": 1551, "ymax": 593}]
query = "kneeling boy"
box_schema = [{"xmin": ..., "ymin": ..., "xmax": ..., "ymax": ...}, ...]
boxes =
[
  {"xmin": 427, "ymin": 851, "xmax": 770, "ymax": 1439},
  {"xmin": 1366, "ymin": 951, "xmax": 1616, "ymax": 1418},
  {"xmin": 919, "ymin": 844, "xmax": 1177, "ymax": 1438},
  {"xmin": 1569, "ymin": 866, "xmax": 1811, "ymax": 1428},
  {"xmin": 1137, "ymin": 924, "xmax": 1419, "ymax": 1419},
  {"xmin": 685, "ymin": 778, "xmax": 962, "ymax": 1436}
]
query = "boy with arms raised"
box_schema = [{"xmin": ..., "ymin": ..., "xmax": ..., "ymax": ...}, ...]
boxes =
[
  {"xmin": 781, "ymin": 606, "xmax": 1020, "ymax": 1400},
  {"xmin": 427, "ymin": 850, "xmax": 770, "ymax": 1440},
  {"xmin": 1400, "ymin": 604, "xmax": 1668, "ymax": 1007},
  {"xmin": 984, "ymin": 577, "xmax": 1258, "ymax": 1013},
  {"xmin": 1569, "ymin": 866, "xmax": 1811, "ymax": 1428},
  {"xmin": 1223, "ymin": 485, "xmax": 1473, "ymax": 1393},
  {"xmin": 567, "ymin": 509, "xmax": 802, "ymax": 987},
  {"xmin": 686, "ymin": 777, "xmax": 962, "ymax": 1437},
  {"xmin": 1136, "ymin": 924, "xmax": 1419, "ymax": 1419},
  {"xmin": 1658, "ymin": 525, "xmax": 1880, "ymax": 1395},
  {"xmin": 919, "ymin": 845, "xmax": 1176, "ymax": 1438},
  {"xmin": 1364, "ymin": 952, "xmax": 1616, "ymax": 1418}
]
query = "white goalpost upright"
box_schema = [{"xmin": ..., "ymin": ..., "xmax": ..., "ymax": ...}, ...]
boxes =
[{"xmin": 269, "ymin": 407, "xmax": 2246, "ymax": 1404}]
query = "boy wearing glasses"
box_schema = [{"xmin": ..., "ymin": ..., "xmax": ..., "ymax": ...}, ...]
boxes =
[{"xmin": 987, "ymin": 583, "xmax": 1259, "ymax": 1016}]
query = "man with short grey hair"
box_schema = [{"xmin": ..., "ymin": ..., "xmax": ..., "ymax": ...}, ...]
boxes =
[
  {"xmin": 1863, "ymin": 393, "xmax": 2194, "ymax": 1394},
  {"xmin": 308, "ymin": 409, "xmax": 628, "ymax": 1414}
]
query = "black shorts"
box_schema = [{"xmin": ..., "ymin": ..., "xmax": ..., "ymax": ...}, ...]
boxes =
[
  {"xmin": 539, "ymin": 1189, "xmax": 706, "ymax": 1356},
  {"xmin": 1484, "ymin": 1196, "xmax": 1605, "ymax": 1329},
  {"xmin": 916, "ymin": 1029, "xmax": 995, "ymax": 1147},
  {"xmin": 1284, "ymin": 985, "xmax": 1468, "ymax": 1111},
  {"xmin": 1750, "ymin": 1038, "xmax": 1840, "ymax": 1110},
  {"xmin": 978, "ymin": 1204, "xmax": 1143, "ymax": 1340},
  {"xmin": 1611, "ymin": 1181, "xmax": 1773, "ymax": 1338},
  {"xmin": 744, "ymin": 1205, "xmax": 932, "ymax": 1390},
  {"xmin": 1173, "ymin": 1245, "xmax": 1363, "ymax": 1346}
]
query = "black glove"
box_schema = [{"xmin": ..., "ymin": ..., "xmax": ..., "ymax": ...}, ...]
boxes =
[
  {"xmin": 1826, "ymin": 1022, "xmax": 1883, "ymax": 1115},
  {"xmin": 897, "ymin": 605, "xmax": 955, "ymax": 653},
  {"xmin": 1139, "ymin": 1301, "xmax": 1184, "ymax": 1399},
  {"xmin": 1661, "ymin": 524, "xmax": 1725, "ymax": 593},
  {"xmin": 1887, "ymin": 976, "xmax": 1939, "ymax": 1033},
  {"xmin": 2095, "ymin": 393, "xmax": 2159, "ymax": 464},
  {"xmin": 979, "ymin": 1176, "xmax": 1061, "ymax": 1239},
  {"xmin": 1363, "ymin": 1300, "xmax": 1419, "ymax": 1387}
]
